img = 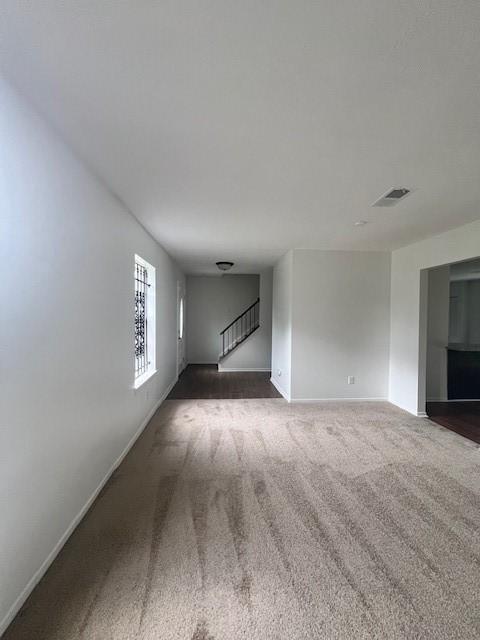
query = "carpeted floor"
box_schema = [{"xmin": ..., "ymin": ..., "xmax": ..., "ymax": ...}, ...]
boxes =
[{"xmin": 5, "ymin": 399, "xmax": 480, "ymax": 639}]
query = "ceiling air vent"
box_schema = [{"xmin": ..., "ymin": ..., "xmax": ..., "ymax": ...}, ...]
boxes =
[{"xmin": 373, "ymin": 187, "xmax": 411, "ymax": 207}]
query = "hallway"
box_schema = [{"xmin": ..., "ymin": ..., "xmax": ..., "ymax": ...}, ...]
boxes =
[
  {"xmin": 5, "ymin": 399, "xmax": 480, "ymax": 639},
  {"xmin": 167, "ymin": 365, "xmax": 281, "ymax": 399}
]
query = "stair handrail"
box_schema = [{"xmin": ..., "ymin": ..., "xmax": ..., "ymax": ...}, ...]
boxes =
[{"xmin": 219, "ymin": 298, "xmax": 260, "ymax": 335}]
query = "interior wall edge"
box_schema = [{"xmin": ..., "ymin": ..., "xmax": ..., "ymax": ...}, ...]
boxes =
[
  {"xmin": 270, "ymin": 376, "xmax": 291, "ymax": 402},
  {"xmin": 388, "ymin": 217, "xmax": 480, "ymax": 416},
  {"xmin": 388, "ymin": 398, "xmax": 428, "ymax": 418}
]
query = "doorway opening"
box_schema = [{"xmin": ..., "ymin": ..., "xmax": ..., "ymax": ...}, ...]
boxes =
[{"xmin": 425, "ymin": 258, "xmax": 480, "ymax": 443}]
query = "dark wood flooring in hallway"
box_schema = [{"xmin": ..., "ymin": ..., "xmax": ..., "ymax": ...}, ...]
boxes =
[
  {"xmin": 167, "ymin": 364, "xmax": 282, "ymax": 399},
  {"xmin": 427, "ymin": 401, "xmax": 480, "ymax": 444}
]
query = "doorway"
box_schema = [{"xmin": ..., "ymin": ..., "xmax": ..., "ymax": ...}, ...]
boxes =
[{"xmin": 425, "ymin": 258, "xmax": 480, "ymax": 443}]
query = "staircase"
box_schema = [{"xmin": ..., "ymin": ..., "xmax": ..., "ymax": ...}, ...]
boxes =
[{"xmin": 219, "ymin": 298, "xmax": 260, "ymax": 360}]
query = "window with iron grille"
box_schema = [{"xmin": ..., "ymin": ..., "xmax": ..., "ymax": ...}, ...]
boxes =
[{"xmin": 134, "ymin": 255, "xmax": 156, "ymax": 386}]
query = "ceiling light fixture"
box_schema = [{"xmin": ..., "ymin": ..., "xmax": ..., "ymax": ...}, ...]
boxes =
[
  {"xmin": 216, "ymin": 261, "xmax": 234, "ymax": 271},
  {"xmin": 354, "ymin": 220, "xmax": 368, "ymax": 226}
]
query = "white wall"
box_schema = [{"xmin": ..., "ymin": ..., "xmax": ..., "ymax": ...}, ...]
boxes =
[
  {"xmin": 0, "ymin": 78, "xmax": 184, "ymax": 633},
  {"xmin": 449, "ymin": 280, "xmax": 468, "ymax": 344},
  {"xmin": 426, "ymin": 266, "xmax": 450, "ymax": 401},
  {"xmin": 271, "ymin": 249, "xmax": 390, "ymax": 401},
  {"xmin": 389, "ymin": 219, "xmax": 480, "ymax": 416},
  {"xmin": 219, "ymin": 269, "xmax": 273, "ymax": 371},
  {"xmin": 186, "ymin": 274, "xmax": 259, "ymax": 364},
  {"xmin": 290, "ymin": 250, "xmax": 391, "ymax": 400},
  {"xmin": 449, "ymin": 279, "xmax": 480, "ymax": 346},
  {"xmin": 468, "ymin": 280, "xmax": 480, "ymax": 344},
  {"xmin": 271, "ymin": 251, "xmax": 293, "ymax": 399}
]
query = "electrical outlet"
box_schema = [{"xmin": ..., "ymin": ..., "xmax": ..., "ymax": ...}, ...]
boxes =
[{"xmin": 347, "ymin": 376, "xmax": 355, "ymax": 385}]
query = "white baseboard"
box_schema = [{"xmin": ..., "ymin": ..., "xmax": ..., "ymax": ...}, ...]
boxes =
[
  {"xmin": 270, "ymin": 377, "xmax": 291, "ymax": 402},
  {"xmin": 187, "ymin": 361, "xmax": 217, "ymax": 365},
  {"xmin": 0, "ymin": 376, "xmax": 177, "ymax": 638},
  {"xmin": 388, "ymin": 399, "xmax": 428, "ymax": 417},
  {"xmin": 290, "ymin": 397, "xmax": 388, "ymax": 403},
  {"xmin": 391, "ymin": 397, "xmax": 480, "ymax": 421},
  {"xmin": 218, "ymin": 366, "xmax": 271, "ymax": 372},
  {"xmin": 269, "ymin": 379, "xmax": 389, "ymax": 405}
]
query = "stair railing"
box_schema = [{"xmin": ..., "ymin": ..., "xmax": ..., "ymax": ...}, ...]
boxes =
[{"xmin": 220, "ymin": 298, "xmax": 260, "ymax": 359}]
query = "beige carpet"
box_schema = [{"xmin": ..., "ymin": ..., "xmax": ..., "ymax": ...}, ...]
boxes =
[{"xmin": 5, "ymin": 399, "xmax": 480, "ymax": 639}]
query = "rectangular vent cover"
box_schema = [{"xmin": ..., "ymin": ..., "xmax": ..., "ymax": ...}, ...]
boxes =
[{"xmin": 373, "ymin": 187, "xmax": 410, "ymax": 207}]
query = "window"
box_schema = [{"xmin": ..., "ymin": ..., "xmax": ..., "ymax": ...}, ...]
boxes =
[
  {"xmin": 179, "ymin": 296, "xmax": 184, "ymax": 340},
  {"xmin": 134, "ymin": 255, "xmax": 156, "ymax": 387}
]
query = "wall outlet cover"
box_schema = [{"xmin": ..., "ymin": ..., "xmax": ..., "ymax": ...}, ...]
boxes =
[{"xmin": 347, "ymin": 376, "xmax": 355, "ymax": 385}]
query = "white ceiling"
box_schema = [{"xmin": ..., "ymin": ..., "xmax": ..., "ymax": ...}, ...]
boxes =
[{"xmin": 1, "ymin": 1, "xmax": 480, "ymax": 274}]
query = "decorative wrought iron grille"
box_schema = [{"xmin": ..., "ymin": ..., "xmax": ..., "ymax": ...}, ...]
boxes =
[{"xmin": 135, "ymin": 261, "xmax": 149, "ymax": 378}]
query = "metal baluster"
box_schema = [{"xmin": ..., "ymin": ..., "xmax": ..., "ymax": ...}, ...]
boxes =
[{"xmin": 219, "ymin": 298, "xmax": 261, "ymax": 359}]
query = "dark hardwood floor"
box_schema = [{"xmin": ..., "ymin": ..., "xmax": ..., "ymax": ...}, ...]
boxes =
[
  {"xmin": 426, "ymin": 401, "xmax": 480, "ymax": 444},
  {"xmin": 167, "ymin": 364, "xmax": 282, "ymax": 399}
]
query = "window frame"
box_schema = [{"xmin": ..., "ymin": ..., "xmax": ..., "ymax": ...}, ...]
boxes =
[
  {"xmin": 134, "ymin": 254, "xmax": 156, "ymax": 389},
  {"xmin": 178, "ymin": 295, "xmax": 184, "ymax": 340}
]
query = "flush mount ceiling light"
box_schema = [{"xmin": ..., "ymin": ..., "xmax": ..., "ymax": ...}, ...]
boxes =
[
  {"xmin": 354, "ymin": 220, "xmax": 368, "ymax": 226},
  {"xmin": 373, "ymin": 187, "xmax": 411, "ymax": 207},
  {"xmin": 216, "ymin": 261, "xmax": 234, "ymax": 271}
]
